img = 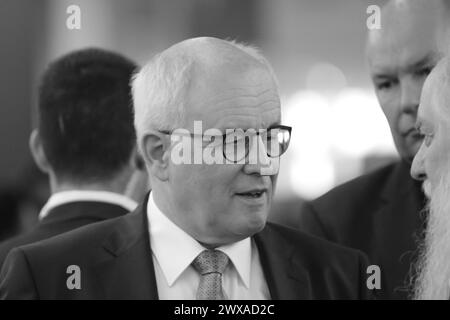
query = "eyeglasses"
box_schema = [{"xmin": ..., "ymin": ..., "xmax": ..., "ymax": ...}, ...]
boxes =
[{"xmin": 159, "ymin": 125, "xmax": 292, "ymax": 163}]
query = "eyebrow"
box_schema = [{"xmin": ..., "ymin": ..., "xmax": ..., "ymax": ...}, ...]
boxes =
[
  {"xmin": 372, "ymin": 53, "xmax": 438, "ymax": 80},
  {"xmin": 404, "ymin": 53, "xmax": 438, "ymax": 72},
  {"xmin": 267, "ymin": 121, "xmax": 281, "ymax": 129}
]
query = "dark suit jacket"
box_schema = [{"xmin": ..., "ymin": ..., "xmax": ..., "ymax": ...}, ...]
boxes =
[
  {"xmin": 0, "ymin": 195, "xmax": 374, "ymax": 300},
  {"xmin": 298, "ymin": 161, "xmax": 426, "ymax": 299},
  {"xmin": 0, "ymin": 201, "xmax": 130, "ymax": 269}
]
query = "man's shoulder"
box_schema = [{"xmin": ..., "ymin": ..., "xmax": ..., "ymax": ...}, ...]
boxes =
[
  {"xmin": 0, "ymin": 201, "xmax": 132, "ymax": 268},
  {"xmin": 0, "ymin": 224, "xmax": 67, "ymax": 267},
  {"xmin": 0, "ymin": 233, "xmax": 38, "ymax": 267},
  {"xmin": 319, "ymin": 162, "xmax": 399, "ymax": 202},
  {"xmin": 0, "ymin": 214, "xmax": 134, "ymax": 300},
  {"xmin": 0, "ymin": 218, "xmax": 96, "ymax": 265},
  {"xmin": 308, "ymin": 161, "xmax": 403, "ymax": 213},
  {"xmin": 15, "ymin": 213, "xmax": 127, "ymax": 263},
  {"xmin": 259, "ymin": 223, "xmax": 373, "ymax": 299},
  {"xmin": 264, "ymin": 222, "xmax": 366, "ymax": 262}
]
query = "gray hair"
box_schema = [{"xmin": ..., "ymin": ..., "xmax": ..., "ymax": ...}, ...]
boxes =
[{"xmin": 131, "ymin": 38, "xmax": 277, "ymax": 146}]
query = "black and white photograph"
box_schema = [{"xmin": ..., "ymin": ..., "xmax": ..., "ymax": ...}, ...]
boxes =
[{"xmin": 0, "ymin": 0, "xmax": 449, "ymax": 308}]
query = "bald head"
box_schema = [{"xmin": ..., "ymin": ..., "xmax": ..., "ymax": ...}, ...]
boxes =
[
  {"xmin": 367, "ymin": 0, "xmax": 450, "ymax": 56},
  {"xmin": 164, "ymin": 37, "xmax": 270, "ymax": 74},
  {"xmin": 132, "ymin": 37, "xmax": 278, "ymax": 140},
  {"xmin": 366, "ymin": 0, "xmax": 450, "ymax": 163}
]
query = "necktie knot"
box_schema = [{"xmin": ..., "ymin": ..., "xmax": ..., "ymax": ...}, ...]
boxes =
[
  {"xmin": 193, "ymin": 250, "xmax": 229, "ymax": 275},
  {"xmin": 192, "ymin": 250, "xmax": 229, "ymax": 300}
]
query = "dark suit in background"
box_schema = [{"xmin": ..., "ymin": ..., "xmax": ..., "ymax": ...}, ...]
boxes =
[
  {"xmin": 0, "ymin": 196, "xmax": 373, "ymax": 300},
  {"xmin": 298, "ymin": 161, "xmax": 426, "ymax": 299},
  {"xmin": 0, "ymin": 201, "xmax": 129, "ymax": 268}
]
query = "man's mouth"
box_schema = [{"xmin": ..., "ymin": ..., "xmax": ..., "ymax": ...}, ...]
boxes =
[
  {"xmin": 402, "ymin": 128, "xmax": 422, "ymax": 138},
  {"xmin": 235, "ymin": 189, "xmax": 267, "ymax": 199}
]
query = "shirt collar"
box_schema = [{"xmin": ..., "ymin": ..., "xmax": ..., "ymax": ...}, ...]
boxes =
[
  {"xmin": 216, "ymin": 235, "xmax": 251, "ymax": 289},
  {"xmin": 147, "ymin": 193, "xmax": 251, "ymax": 288},
  {"xmin": 39, "ymin": 190, "xmax": 138, "ymax": 220}
]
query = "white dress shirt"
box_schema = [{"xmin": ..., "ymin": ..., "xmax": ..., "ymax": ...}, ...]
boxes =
[
  {"xmin": 147, "ymin": 193, "xmax": 271, "ymax": 300},
  {"xmin": 39, "ymin": 190, "xmax": 138, "ymax": 220}
]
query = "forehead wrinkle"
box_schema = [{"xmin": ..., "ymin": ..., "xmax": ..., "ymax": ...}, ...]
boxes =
[
  {"xmin": 187, "ymin": 102, "xmax": 280, "ymax": 129},
  {"xmin": 199, "ymin": 85, "xmax": 278, "ymax": 107},
  {"xmin": 212, "ymin": 99, "xmax": 280, "ymax": 115},
  {"xmin": 191, "ymin": 87, "xmax": 280, "ymax": 121},
  {"xmin": 367, "ymin": 46, "xmax": 402, "ymax": 76},
  {"xmin": 212, "ymin": 102, "xmax": 280, "ymax": 118},
  {"xmin": 219, "ymin": 103, "xmax": 280, "ymax": 114},
  {"xmin": 211, "ymin": 107, "xmax": 281, "ymax": 130}
]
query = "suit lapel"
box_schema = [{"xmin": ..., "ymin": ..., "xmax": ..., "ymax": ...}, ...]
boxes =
[
  {"xmin": 92, "ymin": 196, "xmax": 315, "ymax": 299},
  {"xmin": 94, "ymin": 197, "xmax": 159, "ymax": 299},
  {"xmin": 254, "ymin": 223, "xmax": 311, "ymax": 299}
]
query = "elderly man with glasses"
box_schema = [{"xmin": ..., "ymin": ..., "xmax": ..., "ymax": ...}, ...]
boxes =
[{"xmin": 0, "ymin": 37, "xmax": 373, "ymax": 300}]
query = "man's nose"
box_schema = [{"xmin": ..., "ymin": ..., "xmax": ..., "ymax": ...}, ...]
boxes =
[
  {"xmin": 243, "ymin": 135, "xmax": 279, "ymax": 176},
  {"xmin": 411, "ymin": 144, "xmax": 426, "ymax": 181},
  {"xmin": 400, "ymin": 78, "xmax": 421, "ymax": 114}
]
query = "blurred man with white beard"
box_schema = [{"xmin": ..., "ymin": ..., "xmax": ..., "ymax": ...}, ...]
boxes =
[{"xmin": 411, "ymin": 57, "xmax": 450, "ymax": 299}]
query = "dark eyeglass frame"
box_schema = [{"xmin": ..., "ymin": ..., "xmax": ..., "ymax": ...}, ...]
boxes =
[{"xmin": 159, "ymin": 124, "xmax": 292, "ymax": 163}]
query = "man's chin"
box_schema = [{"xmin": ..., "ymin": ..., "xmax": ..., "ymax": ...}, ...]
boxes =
[{"xmin": 240, "ymin": 215, "xmax": 268, "ymax": 237}]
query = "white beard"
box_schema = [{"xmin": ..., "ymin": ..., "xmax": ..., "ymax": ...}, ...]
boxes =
[{"xmin": 413, "ymin": 173, "xmax": 450, "ymax": 299}]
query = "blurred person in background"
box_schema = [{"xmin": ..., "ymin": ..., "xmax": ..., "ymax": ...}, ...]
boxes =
[
  {"xmin": 298, "ymin": 0, "xmax": 450, "ymax": 299},
  {"xmin": 0, "ymin": 37, "xmax": 372, "ymax": 300},
  {"xmin": 410, "ymin": 57, "xmax": 450, "ymax": 299},
  {"xmin": 0, "ymin": 164, "xmax": 49, "ymax": 241},
  {"xmin": 0, "ymin": 48, "xmax": 148, "ymax": 267},
  {"xmin": 0, "ymin": 190, "xmax": 21, "ymax": 242}
]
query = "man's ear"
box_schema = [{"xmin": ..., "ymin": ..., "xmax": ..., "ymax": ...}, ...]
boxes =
[
  {"xmin": 140, "ymin": 131, "xmax": 170, "ymax": 181},
  {"xmin": 29, "ymin": 129, "xmax": 51, "ymax": 174}
]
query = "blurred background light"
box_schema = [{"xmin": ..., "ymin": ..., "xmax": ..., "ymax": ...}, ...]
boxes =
[
  {"xmin": 330, "ymin": 88, "xmax": 395, "ymax": 158},
  {"xmin": 279, "ymin": 84, "xmax": 396, "ymax": 200},
  {"xmin": 305, "ymin": 62, "xmax": 347, "ymax": 95},
  {"xmin": 282, "ymin": 90, "xmax": 335, "ymax": 199}
]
